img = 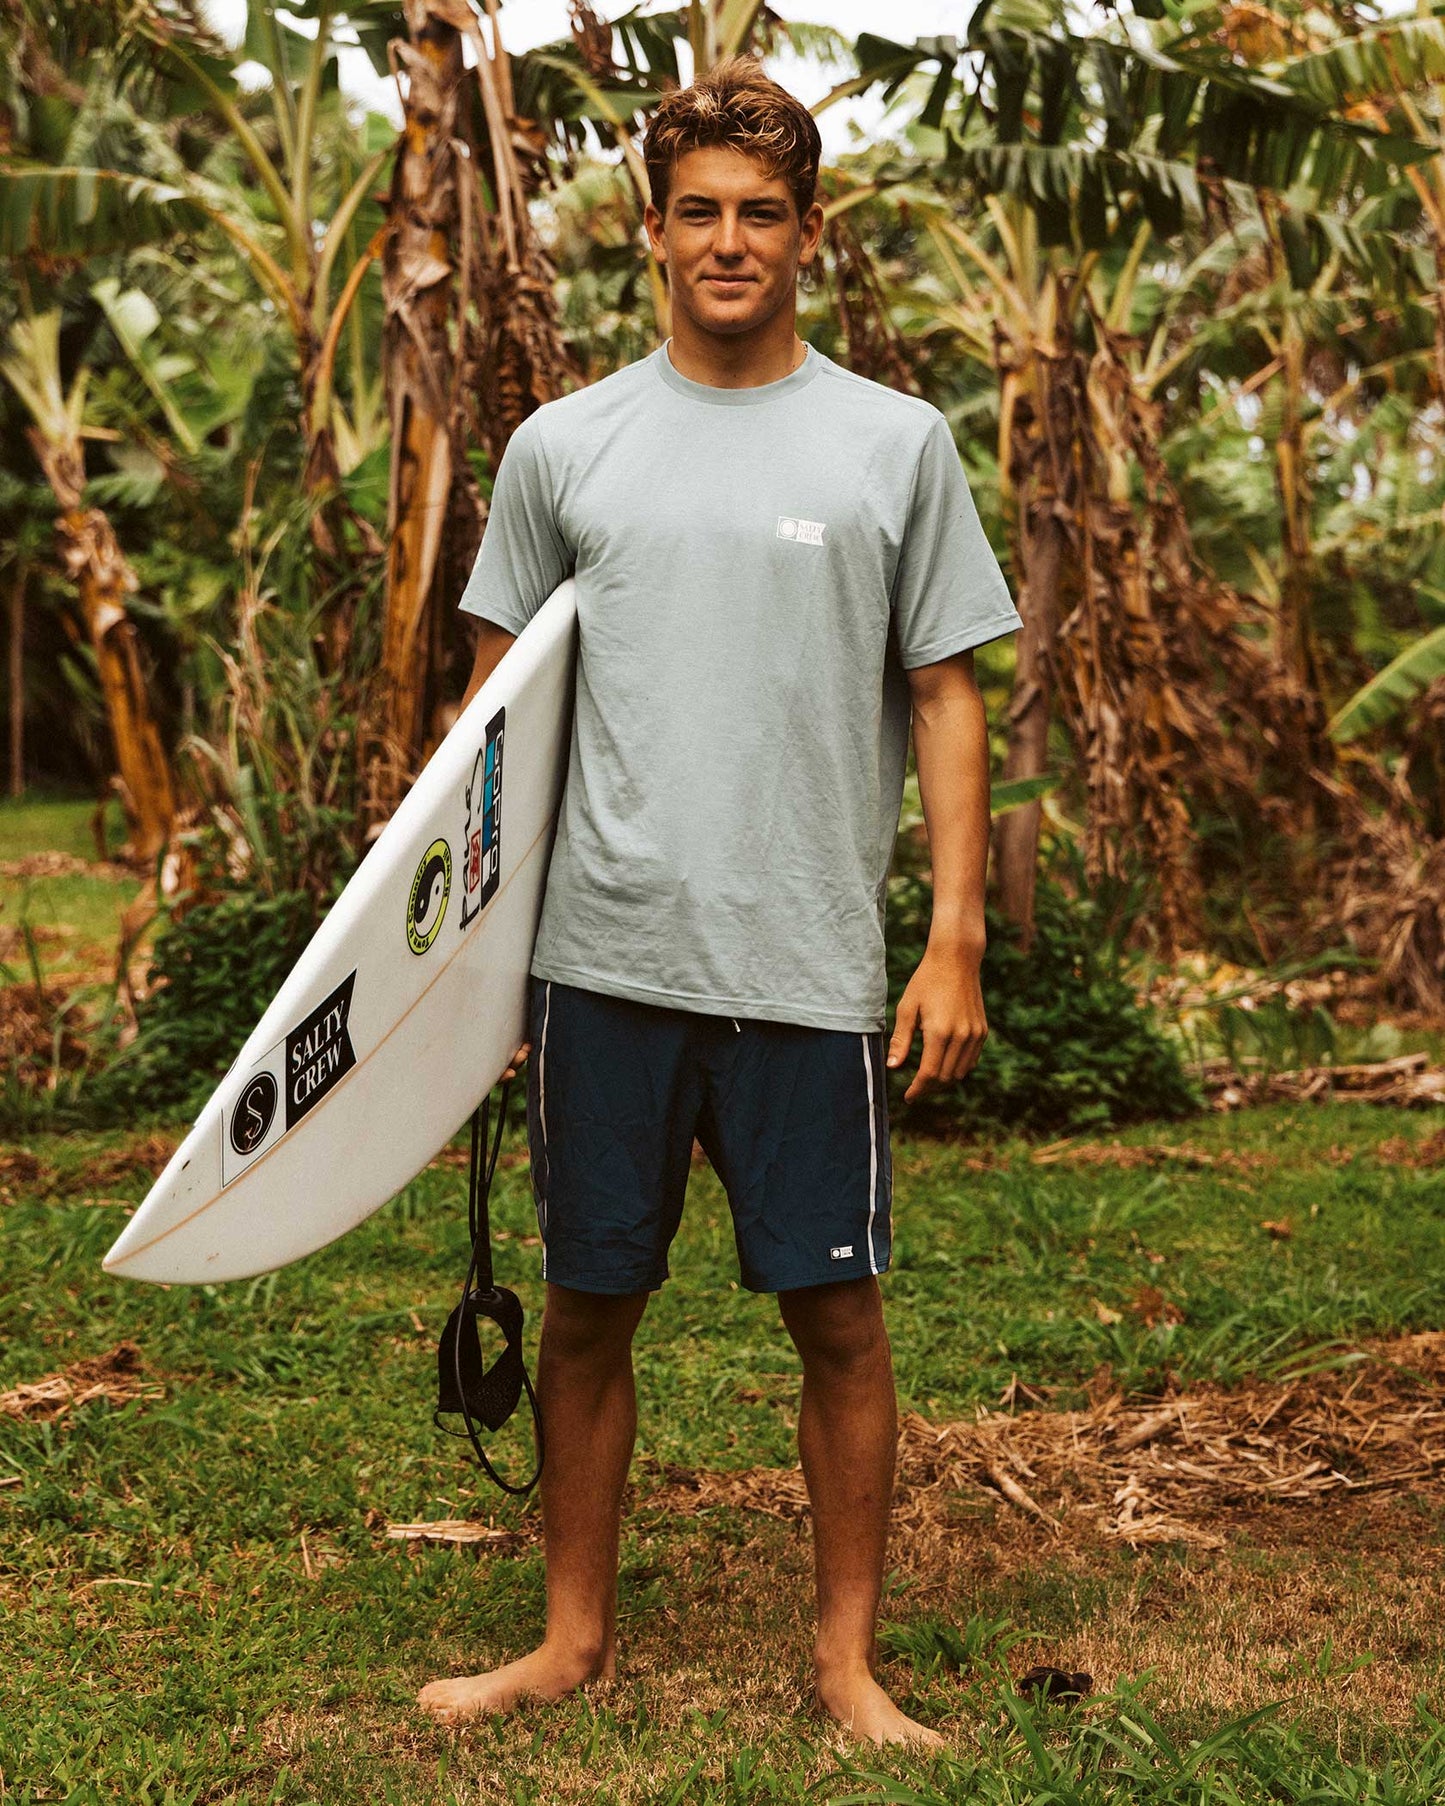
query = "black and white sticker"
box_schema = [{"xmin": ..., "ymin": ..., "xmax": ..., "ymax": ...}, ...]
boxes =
[
  {"xmin": 229, "ymin": 1071, "xmax": 278, "ymax": 1158},
  {"xmin": 285, "ymin": 972, "xmax": 357, "ymax": 1127},
  {"xmin": 220, "ymin": 970, "xmax": 358, "ymax": 1186}
]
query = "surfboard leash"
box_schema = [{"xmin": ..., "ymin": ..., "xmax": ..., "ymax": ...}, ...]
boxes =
[{"xmin": 433, "ymin": 1080, "xmax": 545, "ymax": 1497}]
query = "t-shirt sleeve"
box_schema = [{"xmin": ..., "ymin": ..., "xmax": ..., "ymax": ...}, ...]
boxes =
[
  {"xmin": 457, "ymin": 412, "xmax": 572, "ymax": 634},
  {"xmin": 891, "ymin": 413, "xmax": 1022, "ymax": 669}
]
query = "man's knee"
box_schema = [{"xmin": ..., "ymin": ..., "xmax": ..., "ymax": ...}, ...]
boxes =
[
  {"xmin": 540, "ymin": 1282, "xmax": 648, "ymax": 1366},
  {"xmin": 779, "ymin": 1277, "xmax": 889, "ymax": 1377}
]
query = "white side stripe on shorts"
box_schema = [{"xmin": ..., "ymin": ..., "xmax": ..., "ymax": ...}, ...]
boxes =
[
  {"xmin": 861, "ymin": 1034, "xmax": 880, "ymax": 1276},
  {"xmin": 537, "ymin": 980, "xmax": 553, "ymax": 1276}
]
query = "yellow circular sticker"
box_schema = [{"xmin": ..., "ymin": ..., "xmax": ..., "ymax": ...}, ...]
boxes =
[{"xmin": 407, "ymin": 838, "xmax": 451, "ymax": 955}]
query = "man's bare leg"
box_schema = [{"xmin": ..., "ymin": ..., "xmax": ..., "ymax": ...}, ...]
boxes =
[
  {"xmin": 779, "ymin": 1278, "xmax": 945, "ymax": 1749},
  {"xmin": 417, "ymin": 1283, "xmax": 649, "ymax": 1722}
]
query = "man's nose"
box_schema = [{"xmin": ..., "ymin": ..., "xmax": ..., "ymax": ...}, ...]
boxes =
[{"xmin": 712, "ymin": 212, "xmax": 745, "ymax": 257}]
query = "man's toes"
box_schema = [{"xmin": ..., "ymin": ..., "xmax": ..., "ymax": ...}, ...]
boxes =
[{"xmin": 417, "ymin": 1679, "xmax": 471, "ymax": 1721}]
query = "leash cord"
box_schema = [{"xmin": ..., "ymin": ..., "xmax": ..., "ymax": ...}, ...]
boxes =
[{"xmin": 437, "ymin": 1078, "xmax": 544, "ymax": 1497}]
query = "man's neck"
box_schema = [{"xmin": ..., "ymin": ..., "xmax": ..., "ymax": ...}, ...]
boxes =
[{"xmin": 664, "ymin": 315, "xmax": 805, "ymax": 389}]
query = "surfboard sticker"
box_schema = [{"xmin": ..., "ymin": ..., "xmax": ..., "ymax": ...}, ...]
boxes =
[
  {"xmin": 229, "ymin": 1071, "xmax": 278, "ymax": 1158},
  {"xmin": 285, "ymin": 971, "xmax": 357, "ymax": 1127},
  {"xmin": 220, "ymin": 970, "xmax": 358, "ymax": 1187},
  {"xmin": 461, "ymin": 707, "xmax": 505, "ymax": 931},
  {"xmin": 407, "ymin": 839, "xmax": 451, "ymax": 954}
]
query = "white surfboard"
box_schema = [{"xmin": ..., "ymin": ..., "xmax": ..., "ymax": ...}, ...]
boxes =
[{"xmin": 103, "ymin": 581, "xmax": 578, "ymax": 1284}]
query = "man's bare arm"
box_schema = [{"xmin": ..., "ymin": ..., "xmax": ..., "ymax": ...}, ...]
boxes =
[
  {"xmin": 462, "ymin": 619, "xmax": 519, "ymax": 710},
  {"xmin": 885, "ymin": 649, "xmax": 992, "ymax": 1101}
]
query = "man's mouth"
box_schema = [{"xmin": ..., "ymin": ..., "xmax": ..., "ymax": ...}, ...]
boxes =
[{"xmin": 703, "ymin": 275, "xmax": 754, "ymax": 288}]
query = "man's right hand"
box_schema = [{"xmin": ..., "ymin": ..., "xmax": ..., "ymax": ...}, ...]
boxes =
[{"xmin": 500, "ymin": 1041, "xmax": 531, "ymax": 1082}]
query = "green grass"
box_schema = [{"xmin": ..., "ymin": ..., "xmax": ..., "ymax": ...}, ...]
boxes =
[
  {"xmin": 0, "ymin": 796, "xmax": 139, "ymax": 989},
  {"xmin": 2, "ymin": 1107, "xmax": 1444, "ymax": 1801},
  {"xmin": 0, "ymin": 793, "xmax": 129, "ymax": 864}
]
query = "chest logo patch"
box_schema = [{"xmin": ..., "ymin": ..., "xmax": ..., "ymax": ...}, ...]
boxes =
[{"xmin": 777, "ymin": 515, "xmax": 826, "ymax": 546}]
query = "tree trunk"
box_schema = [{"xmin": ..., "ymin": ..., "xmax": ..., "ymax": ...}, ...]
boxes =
[
  {"xmin": 30, "ymin": 432, "xmax": 175, "ymax": 863},
  {"xmin": 367, "ymin": 0, "xmax": 575, "ymax": 825},
  {"xmin": 7, "ymin": 566, "xmax": 23, "ymax": 798},
  {"xmin": 371, "ymin": 0, "xmax": 467, "ymax": 814},
  {"xmin": 994, "ymin": 474, "xmax": 1065, "ymax": 947},
  {"xmin": 992, "ymin": 330, "xmax": 1069, "ymax": 948}
]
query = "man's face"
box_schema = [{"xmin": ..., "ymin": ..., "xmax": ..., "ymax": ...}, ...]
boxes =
[{"xmin": 644, "ymin": 144, "xmax": 824, "ymax": 339}]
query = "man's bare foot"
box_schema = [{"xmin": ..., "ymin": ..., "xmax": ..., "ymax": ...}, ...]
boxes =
[
  {"xmin": 417, "ymin": 1641, "xmax": 610, "ymax": 1724},
  {"xmin": 816, "ymin": 1661, "xmax": 947, "ymax": 1749}
]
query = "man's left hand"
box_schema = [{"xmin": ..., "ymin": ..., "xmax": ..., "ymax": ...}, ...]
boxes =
[{"xmin": 886, "ymin": 947, "xmax": 988, "ymax": 1103}]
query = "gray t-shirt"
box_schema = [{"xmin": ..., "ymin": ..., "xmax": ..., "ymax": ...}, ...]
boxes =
[{"xmin": 458, "ymin": 340, "xmax": 1022, "ymax": 1033}]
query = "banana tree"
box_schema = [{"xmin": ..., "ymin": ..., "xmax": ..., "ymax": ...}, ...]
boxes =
[
  {"xmin": 1286, "ymin": 11, "xmax": 1445, "ymax": 404},
  {"xmin": 367, "ymin": 0, "xmax": 577, "ymax": 818},
  {"xmin": 843, "ymin": 9, "xmax": 1431, "ymax": 947},
  {"xmin": 0, "ymin": 311, "xmax": 176, "ymax": 861},
  {"xmin": 0, "ymin": 3, "xmax": 397, "ymax": 558},
  {"xmin": 1329, "ymin": 622, "xmax": 1445, "ymax": 742}
]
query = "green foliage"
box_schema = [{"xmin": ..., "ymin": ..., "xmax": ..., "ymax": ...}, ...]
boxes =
[
  {"xmin": 885, "ymin": 870, "xmax": 1202, "ymax": 1137},
  {"xmin": 89, "ymin": 584, "xmax": 365, "ymax": 1118},
  {"xmin": 102, "ymin": 882, "xmax": 322, "ymax": 1117},
  {"xmin": 1329, "ymin": 622, "xmax": 1445, "ymax": 742}
]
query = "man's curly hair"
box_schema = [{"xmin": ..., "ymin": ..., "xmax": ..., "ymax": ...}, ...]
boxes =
[{"xmin": 643, "ymin": 54, "xmax": 822, "ymax": 223}]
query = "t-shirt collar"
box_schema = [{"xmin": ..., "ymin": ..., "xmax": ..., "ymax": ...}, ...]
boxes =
[{"xmin": 652, "ymin": 337, "xmax": 822, "ymax": 405}]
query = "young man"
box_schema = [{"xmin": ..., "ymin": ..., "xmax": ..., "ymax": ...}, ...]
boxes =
[{"xmin": 418, "ymin": 57, "xmax": 1022, "ymax": 1747}]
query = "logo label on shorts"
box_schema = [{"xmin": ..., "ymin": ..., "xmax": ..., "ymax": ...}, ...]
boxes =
[
  {"xmin": 777, "ymin": 515, "xmax": 826, "ymax": 545},
  {"xmin": 830, "ymin": 1244, "xmax": 854, "ymax": 1261},
  {"xmin": 407, "ymin": 838, "xmax": 451, "ymax": 954},
  {"xmin": 460, "ymin": 708, "xmax": 504, "ymax": 932},
  {"xmin": 229, "ymin": 1071, "xmax": 278, "ymax": 1157}
]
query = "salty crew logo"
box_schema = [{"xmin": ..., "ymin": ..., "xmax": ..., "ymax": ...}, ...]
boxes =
[
  {"xmin": 284, "ymin": 971, "xmax": 357, "ymax": 1130},
  {"xmin": 460, "ymin": 707, "xmax": 505, "ymax": 931},
  {"xmin": 407, "ymin": 838, "xmax": 451, "ymax": 955},
  {"xmin": 229, "ymin": 1071, "xmax": 278, "ymax": 1157}
]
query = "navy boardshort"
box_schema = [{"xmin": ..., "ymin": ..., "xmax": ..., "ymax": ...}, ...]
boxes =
[{"xmin": 524, "ymin": 976, "xmax": 893, "ymax": 1295}]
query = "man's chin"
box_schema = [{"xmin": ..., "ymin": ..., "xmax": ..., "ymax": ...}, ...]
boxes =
[{"xmin": 681, "ymin": 291, "xmax": 781, "ymax": 337}]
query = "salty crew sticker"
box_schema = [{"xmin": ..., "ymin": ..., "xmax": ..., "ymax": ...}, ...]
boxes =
[
  {"xmin": 407, "ymin": 837, "xmax": 451, "ymax": 954},
  {"xmin": 219, "ymin": 970, "xmax": 358, "ymax": 1185},
  {"xmin": 229, "ymin": 1071, "xmax": 278, "ymax": 1157},
  {"xmin": 460, "ymin": 707, "xmax": 505, "ymax": 931},
  {"xmin": 285, "ymin": 971, "xmax": 357, "ymax": 1129}
]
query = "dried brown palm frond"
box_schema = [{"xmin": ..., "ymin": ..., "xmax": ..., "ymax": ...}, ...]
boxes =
[
  {"xmin": 1314, "ymin": 752, "xmax": 1445, "ymax": 1013},
  {"xmin": 823, "ymin": 207, "xmax": 920, "ymax": 394},
  {"xmin": 1001, "ymin": 284, "xmax": 1327, "ymax": 955},
  {"xmin": 369, "ymin": 0, "xmax": 577, "ymax": 821},
  {"xmin": 567, "ymin": 0, "xmax": 616, "ymax": 81}
]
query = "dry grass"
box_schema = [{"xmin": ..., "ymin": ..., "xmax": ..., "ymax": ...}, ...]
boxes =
[
  {"xmin": 1201, "ymin": 1051, "xmax": 1445, "ymax": 1108},
  {"xmin": 381, "ymin": 1333, "xmax": 1445, "ymax": 1767},
  {"xmin": 638, "ymin": 1330, "xmax": 1445, "ymax": 1536},
  {"xmin": 0, "ymin": 1339, "xmax": 163, "ymax": 1422}
]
